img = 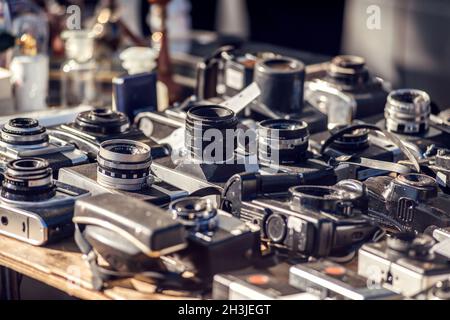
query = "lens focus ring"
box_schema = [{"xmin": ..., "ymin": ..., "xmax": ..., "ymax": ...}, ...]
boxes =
[{"xmin": 1, "ymin": 118, "xmax": 49, "ymax": 146}]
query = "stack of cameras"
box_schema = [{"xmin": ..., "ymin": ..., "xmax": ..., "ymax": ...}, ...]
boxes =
[{"xmin": 0, "ymin": 48, "xmax": 449, "ymax": 300}]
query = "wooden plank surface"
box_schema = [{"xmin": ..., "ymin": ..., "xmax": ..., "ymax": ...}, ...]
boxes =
[{"xmin": 0, "ymin": 236, "xmax": 196, "ymax": 300}]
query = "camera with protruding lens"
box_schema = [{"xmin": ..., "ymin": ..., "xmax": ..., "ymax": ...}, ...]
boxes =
[
  {"xmin": 168, "ymin": 197, "xmax": 260, "ymax": 280},
  {"xmin": 364, "ymin": 173, "xmax": 450, "ymax": 232},
  {"xmin": 306, "ymin": 55, "xmax": 389, "ymax": 119},
  {"xmin": 58, "ymin": 139, "xmax": 188, "ymax": 207},
  {"xmin": 222, "ymin": 177, "xmax": 379, "ymax": 258},
  {"xmin": 49, "ymin": 108, "xmax": 170, "ymax": 161},
  {"xmin": 0, "ymin": 118, "xmax": 88, "ymax": 177},
  {"xmin": 358, "ymin": 232, "xmax": 450, "ymax": 297},
  {"xmin": 0, "ymin": 158, "xmax": 90, "ymax": 245}
]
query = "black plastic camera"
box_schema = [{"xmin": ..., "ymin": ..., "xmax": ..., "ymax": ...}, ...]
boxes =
[
  {"xmin": 364, "ymin": 173, "xmax": 450, "ymax": 232},
  {"xmin": 306, "ymin": 55, "xmax": 389, "ymax": 119},
  {"xmin": 49, "ymin": 108, "xmax": 170, "ymax": 161},
  {"xmin": 358, "ymin": 233, "xmax": 450, "ymax": 297},
  {"xmin": 0, "ymin": 158, "xmax": 90, "ymax": 245},
  {"xmin": 222, "ymin": 177, "xmax": 379, "ymax": 258},
  {"xmin": 58, "ymin": 139, "xmax": 188, "ymax": 207},
  {"xmin": 0, "ymin": 118, "xmax": 88, "ymax": 176},
  {"xmin": 168, "ymin": 197, "xmax": 260, "ymax": 280}
]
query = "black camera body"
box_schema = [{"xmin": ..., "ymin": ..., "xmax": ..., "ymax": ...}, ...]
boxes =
[
  {"xmin": 169, "ymin": 197, "xmax": 260, "ymax": 280},
  {"xmin": 0, "ymin": 118, "xmax": 88, "ymax": 177},
  {"xmin": 364, "ymin": 173, "xmax": 450, "ymax": 232},
  {"xmin": 222, "ymin": 178, "xmax": 379, "ymax": 258},
  {"xmin": 49, "ymin": 108, "xmax": 170, "ymax": 161},
  {"xmin": 289, "ymin": 260, "xmax": 401, "ymax": 300},
  {"xmin": 358, "ymin": 233, "xmax": 450, "ymax": 297},
  {"xmin": 0, "ymin": 158, "xmax": 90, "ymax": 245},
  {"xmin": 59, "ymin": 139, "xmax": 187, "ymax": 207},
  {"xmin": 306, "ymin": 55, "xmax": 389, "ymax": 119}
]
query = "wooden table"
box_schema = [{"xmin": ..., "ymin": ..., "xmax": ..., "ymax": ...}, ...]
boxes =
[{"xmin": 0, "ymin": 236, "xmax": 196, "ymax": 300}]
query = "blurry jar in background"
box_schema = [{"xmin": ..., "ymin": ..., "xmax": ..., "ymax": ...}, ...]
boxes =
[{"xmin": 61, "ymin": 30, "xmax": 98, "ymax": 108}]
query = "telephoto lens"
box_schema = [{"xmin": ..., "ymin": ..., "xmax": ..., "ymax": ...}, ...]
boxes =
[
  {"xmin": 184, "ymin": 104, "xmax": 239, "ymax": 163},
  {"xmin": 170, "ymin": 197, "xmax": 218, "ymax": 233},
  {"xmin": 384, "ymin": 89, "xmax": 431, "ymax": 134},
  {"xmin": 257, "ymin": 119, "xmax": 309, "ymax": 164},
  {"xmin": 254, "ymin": 56, "xmax": 305, "ymax": 115},
  {"xmin": 326, "ymin": 55, "xmax": 370, "ymax": 87},
  {"xmin": 1, "ymin": 118, "xmax": 49, "ymax": 147},
  {"xmin": 74, "ymin": 108, "xmax": 130, "ymax": 135},
  {"xmin": 0, "ymin": 158, "xmax": 56, "ymax": 203},
  {"xmin": 97, "ymin": 139, "xmax": 153, "ymax": 191}
]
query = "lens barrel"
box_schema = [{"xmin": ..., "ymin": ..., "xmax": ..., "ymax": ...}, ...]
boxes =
[
  {"xmin": 254, "ymin": 56, "xmax": 305, "ymax": 115},
  {"xmin": 74, "ymin": 108, "xmax": 130, "ymax": 135},
  {"xmin": 185, "ymin": 104, "xmax": 238, "ymax": 162},
  {"xmin": 1, "ymin": 158, "xmax": 56, "ymax": 202},
  {"xmin": 326, "ymin": 55, "xmax": 370, "ymax": 87},
  {"xmin": 1, "ymin": 118, "xmax": 49, "ymax": 146},
  {"xmin": 97, "ymin": 139, "xmax": 152, "ymax": 191},
  {"xmin": 329, "ymin": 124, "xmax": 370, "ymax": 151},
  {"xmin": 257, "ymin": 119, "xmax": 309, "ymax": 164},
  {"xmin": 385, "ymin": 89, "xmax": 431, "ymax": 134},
  {"xmin": 169, "ymin": 197, "xmax": 218, "ymax": 232}
]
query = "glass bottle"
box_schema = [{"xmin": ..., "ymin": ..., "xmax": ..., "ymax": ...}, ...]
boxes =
[{"xmin": 60, "ymin": 30, "xmax": 97, "ymax": 108}]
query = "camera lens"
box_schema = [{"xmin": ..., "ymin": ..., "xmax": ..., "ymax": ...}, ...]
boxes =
[
  {"xmin": 289, "ymin": 183, "xmax": 366, "ymax": 216},
  {"xmin": 257, "ymin": 119, "xmax": 309, "ymax": 164},
  {"xmin": 254, "ymin": 56, "xmax": 305, "ymax": 115},
  {"xmin": 327, "ymin": 55, "xmax": 370, "ymax": 87},
  {"xmin": 329, "ymin": 124, "xmax": 369, "ymax": 151},
  {"xmin": 0, "ymin": 158, "xmax": 56, "ymax": 202},
  {"xmin": 1, "ymin": 118, "xmax": 49, "ymax": 146},
  {"xmin": 185, "ymin": 104, "xmax": 238, "ymax": 162},
  {"xmin": 97, "ymin": 139, "xmax": 152, "ymax": 191},
  {"xmin": 385, "ymin": 89, "xmax": 431, "ymax": 134},
  {"xmin": 169, "ymin": 197, "xmax": 218, "ymax": 232},
  {"xmin": 74, "ymin": 108, "xmax": 130, "ymax": 135}
]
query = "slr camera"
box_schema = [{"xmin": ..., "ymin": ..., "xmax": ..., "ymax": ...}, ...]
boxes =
[
  {"xmin": 306, "ymin": 55, "xmax": 389, "ymax": 119},
  {"xmin": 364, "ymin": 173, "xmax": 450, "ymax": 232},
  {"xmin": 58, "ymin": 139, "xmax": 188, "ymax": 207},
  {"xmin": 289, "ymin": 260, "xmax": 401, "ymax": 300},
  {"xmin": 168, "ymin": 197, "xmax": 260, "ymax": 280},
  {"xmin": 222, "ymin": 178, "xmax": 379, "ymax": 258},
  {"xmin": 358, "ymin": 233, "xmax": 450, "ymax": 297},
  {"xmin": 0, "ymin": 118, "xmax": 88, "ymax": 176},
  {"xmin": 0, "ymin": 158, "xmax": 90, "ymax": 245},
  {"xmin": 49, "ymin": 108, "xmax": 170, "ymax": 161}
]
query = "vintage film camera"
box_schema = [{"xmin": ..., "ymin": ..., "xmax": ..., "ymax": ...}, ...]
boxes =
[
  {"xmin": 58, "ymin": 139, "xmax": 187, "ymax": 206},
  {"xmin": 0, "ymin": 118, "xmax": 88, "ymax": 176},
  {"xmin": 213, "ymin": 264, "xmax": 319, "ymax": 300},
  {"xmin": 288, "ymin": 260, "xmax": 401, "ymax": 300},
  {"xmin": 305, "ymin": 55, "xmax": 390, "ymax": 120},
  {"xmin": 221, "ymin": 178, "xmax": 379, "ymax": 258},
  {"xmin": 358, "ymin": 232, "xmax": 450, "ymax": 297},
  {"xmin": 49, "ymin": 108, "xmax": 170, "ymax": 161},
  {"xmin": 0, "ymin": 158, "xmax": 90, "ymax": 245},
  {"xmin": 364, "ymin": 173, "xmax": 450, "ymax": 232}
]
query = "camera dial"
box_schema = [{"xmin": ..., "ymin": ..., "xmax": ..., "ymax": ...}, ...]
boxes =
[
  {"xmin": 327, "ymin": 55, "xmax": 370, "ymax": 87},
  {"xmin": 386, "ymin": 174, "xmax": 439, "ymax": 203},
  {"xmin": 385, "ymin": 89, "xmax": 431, "ymax": 135},
  {"xmin": 0, "ymin": 158, "xmax": 56, "ymax": 203},
  {"xmin": 169, "ymin": 197, "xmax": 218, "ymax": 233},
  {"xmin": 97, "ymin": 139, "xmax": 152, "ymax": 191},
  {"xmin": 1, "ymin": 118, "xmax": 49, "ymax": 147},
  {"xmin": 74, "ymin": 108, "xmax": 130, "ymax": 135},
  {"xmin": 387, "ymin": 233, "xmax": 435, "ymax": 258},
  {"xmin": 257, "ymin": 119, "xmax": 309, "ymax": 165},
  {"xmin": 430, "ymin": 280, "xmax": 450, "ymax": 300}
]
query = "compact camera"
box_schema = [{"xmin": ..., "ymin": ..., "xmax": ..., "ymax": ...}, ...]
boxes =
[
  {"xmin": 0, "ymin": 158, "xmax": 90, "ymax": 245},
  {"xmin": 0, "ymin": 118, "xmax": 88, "ymax": 176},
  {"xmin": 49, "ymin": 108, "xmax": 170, "ymax": 161},
  {"xmin": 306, "ymin": 55, "xmax": 389, "ymax": 119},
  {"xmin": 213, "ymin": 264, "xmax": 319, "ymax": 300},
  {"xmin": 289, "ymin": 260, "xmax": 401, "ymax": 300},
  {"xmin": 364, "ymin": 173, "xmax": 450, "ymax": 232},
  {"xmin": 222, "ymin": 178, "xmax": 379, "ymax": 258},
  {"xmin": 358, "ymin": 233, "xmax": 450, "ymax": 297},
  {"xmin": 58, "ymin": 139, "xmax": 188, "ymax": 207},
  {"xmin": 168, "ymin": 197, "xmax": 260, "ymax": 280}
]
